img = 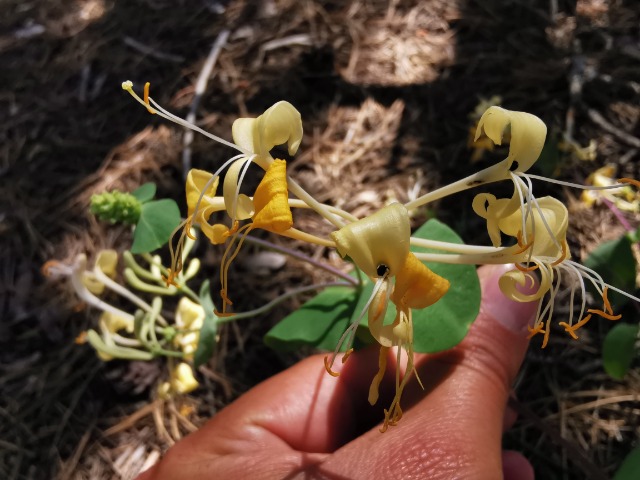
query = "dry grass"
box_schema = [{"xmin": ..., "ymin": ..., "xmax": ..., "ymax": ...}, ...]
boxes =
[{"xmin": 2, "ymin": 0, "xmax": 640, "ymax": 479}]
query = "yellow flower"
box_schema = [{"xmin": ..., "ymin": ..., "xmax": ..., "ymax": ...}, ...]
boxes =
[
  {"xmin": 581, "ymin": 165, "xmax": 639, "ymax": 211},
  {"xmin": 327, "ymin": 203, "xmax": 450, "ymax": 431},
  {"xmin": 159, "ymin": 363, "xmax": 199, "ymax": 397},
  {"xmin": 231, "ymin": 101, "xmax": 303, "ymax": 169},
  {"xmin": 82, "ymin": 249, "xmax": 118, "ymax": 295},
  {"xmin": 174, "ymin": 297, "xmax": 205, "ymax": 357},
  {"xmin": 471, "ymin": 194, "xmax": 625, "ymax": 348},
  {"xmin": 100, "ymin": 311, "xmax": 134, "ymax": 334}
]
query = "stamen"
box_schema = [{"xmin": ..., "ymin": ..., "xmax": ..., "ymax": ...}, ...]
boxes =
[
  {"xmin": 143, "ymin": 82, "xmax": 157, "ymax": 114},
  {"xmin": 587, "ymin": 309, "xmax": 622, "ymax": 321},
  {"xmin": 323, "ymin": 356, "xmax": 340, "ymax": 377},
  {"xmin": 550, "ymin": 240, "xmax": 568, "ymax": 267},
  {"xmin": 168, "ymin": 219, "xmax": 191, "ymax": 282},
  {"xmin": 541, "ymin": 318, "xmax": 551, "ymax": 348},
  {"xmin": 342, "ymin": 348, "xmax": 354, "ymax": 363},
  {"xmin": 219, "ymin": 223, "xmax": 252, "ymax": 313},
  {"xmin": 324, "ymin": 275, "xmax": 389, "ymax": 377},
  {"xmin": 527, "ymin": 323, "xmax": 545, "ymax": 339},
  {"xmin": 559, "ymin": 314, "xmax": 592, "ymax": 340},
  {"xmin": 602, "ymin": 286, "xmax": 613, "ymax": 315},
  {"xmin": 618, "ymin": 177, "xmax": 640, "ymax": 189},
  {"xmin": 516, "ymin": 262, "xmax": 539, "ymax": 272},
  {"xmin": 515, "ymin": 231, "xmax": 535, "ymax": 254}
]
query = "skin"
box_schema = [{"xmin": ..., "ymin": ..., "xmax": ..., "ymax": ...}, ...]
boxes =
[{"xmin": 138, "ymin": 264, "xmax": 537, "ymax": 480}]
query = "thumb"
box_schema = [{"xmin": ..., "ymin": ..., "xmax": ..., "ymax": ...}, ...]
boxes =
[
  {"xmin": 320, "ymin": 263, "xmax": 539, "ymax": 480},
  {"xmin": 410, "ymin": 262, "xmax": 539, "ymax": 478}
]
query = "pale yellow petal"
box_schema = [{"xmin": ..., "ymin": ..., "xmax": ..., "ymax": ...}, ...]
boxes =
[
  {"xmin": 95, "ymin": 250, "xmax": 118, "ymax": 277},
  {"xmin": 223, "ymin": 159, "xmax": 255, "ymax": 220},
  {"xmin": 175, "ymin": 297, "xmax": 205, "ymax": 330},
  {"xmin": 499, "ymin": 267, "xmax": 551, "ymax": 303},
  {"xmin": 330, "ymin": 203, "xmax": 410, "ymax": 278},
  {"xmin": 171, "ymin": 363, "xmax": 199, "ymax": 394},
  {"xmin": 475, "ymin": 106, "xmax": 547, "ymax": 173},
  {"xmin": 186, "ymin": 169, "xmax": 220, "ymax": 217},
  {"xmin": 231, "ymin": 101, "xmax": 303, "ymax": 169}
]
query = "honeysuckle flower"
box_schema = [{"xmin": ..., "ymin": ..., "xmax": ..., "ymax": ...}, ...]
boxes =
[
  {"xmin": 159, "ymin": 362, "xmax": 199, "ymax": 398},
  {"xmin": 581, "ymin": 165, "xmax": 639, "ymax": 211},
  {"xmin": 405, "ymin": 106, "xmax": 548, "ymax": 210},
  {"xmin": 426, "ymin": 192, "xmax": 639, "ymax": 348},
  {"xmin": 101, "ymin": 311, "xmax": 134, "ymax": 334},
  {"xmin": 174, "ymin": 297, "xmax": 205, "ymax": 357},
  {"xmin": 81, "ymin": 249, "xmax": 118, "ymax": 295},
  {"xmin": 175, "ymin": 158, "xmax": 294, "ymax": 313},
  {"xmin": 326, "ymin": 203, "xmax": 450, "ymax": 430},
  {"xmin": 231, "ymin": 101, "xmax": 303, "ymax": 170}
]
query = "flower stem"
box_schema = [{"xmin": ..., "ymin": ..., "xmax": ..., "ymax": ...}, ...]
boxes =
[
  {"xmin": 244, "ymin": 235, "xmax": 358, "ymax": 285},
  {"xmin": 218, "ymin": 281, "xmax": 353, "ymax": 322}
]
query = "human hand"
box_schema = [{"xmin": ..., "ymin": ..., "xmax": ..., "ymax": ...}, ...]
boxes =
[{"xmin": 138, "ymin": 264, "xmax": 537, "ymax": 480}]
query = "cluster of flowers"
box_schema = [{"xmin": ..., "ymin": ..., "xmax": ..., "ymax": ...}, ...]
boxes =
[{"xmin": 48, "ymin": 80, "xmax": 640, "ymax": 431}]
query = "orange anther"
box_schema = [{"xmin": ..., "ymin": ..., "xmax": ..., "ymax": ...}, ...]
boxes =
[
  {"xmin": 143, "ymin": 82, "xmax": 157, "ymax": 114},
  {"xmin": 602, "ymin": 286, "xmax": 613, "ymax": 315},
  {"xmin": 541, "ymin": 326, "xmax": 551, "ymax": 349},
  {"xmin": 224, "ymin": 221, "xmax": 240, "ymax": 238},
  {"xmin": 515, "ymin": 231, "xmax": 535, "ymax": 254},
  {"xmin": 220, "ymin": 289, "xmax": 233, "ymax": 306},
  {"xmin": 526, "ymin": 323, "xmax": 545, "ymax": 339},
  {"xmin": 587, "ymin": 308, "xmax": 621, "ymax": 321},
  {"xmin": 342, "ymin": 348, "xmax": 354, "ymax": 364},
  {"xmin": 75, "ymin": 331, "xmax": 88, "ymax": 344},
  {"xmin": 324, "ymin": 356, "xmax": 340, "ymax": 377},
  {"xmin": 516, "ymin": 262, "xmax": 538, "ymax": 272},
  {"xmin": 559, "ymin": 314, "xmax": 592, "ymax": 340},
  {"xmin": 41, "ymin": 260, "xmax": 61, "ymax": 277},
  {"xmin": 618, "ymin": 177, "xmax": 640, "ymax": 189},
  {"xmin": 162, "ymin": 269, "xmax": 179, "ymax": 287},
  {"xmin": 185, "ymin": 220, "xmax": 196, "ymax": 240},
  {"xmin": 551, "ymin": 240, "xmax": 568, "ymax": 267}
]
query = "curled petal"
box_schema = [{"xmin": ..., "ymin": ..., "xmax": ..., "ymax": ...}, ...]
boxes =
[
  {"xmin": 252, "ymin": 159, "xmax": 293, "ymax": 233},
  {"xmin": 232, "ymin": 101, "xmax": 303, "ymax": 168},
  {"xmin": 472, "ymin": 193, "xmax": 519, "ymax": 248},
  {"xmin": 223, "ymin": 159, "xmax": 255, "ymax": 221},
  {"xmin": 331, "ymin": 203, "xmax": 411, "ymax": 279},
  {"xmin": 186, "ymin": 169, "xmax": 223, "ymax": 217},
  {"xmin": 83, "ymin": 250, "xmax": 118, "ymax": 295},
  {"xmin": 100, "ymin": 311, "xmax": 134, "ymax": 334},
  {"xmin": 96, "ymin": 250, "xmax": 118, "ymax": 277},
  {"xmin": 200, "ymin": 222, "xmax": 231, "ymax": 245},
  {"xmin": 499, "ymin": 196, "xmax": 569, "ymax": 259},
  {"xmin": 474, "ymin": 106, "xmax": 547, "ymax": 173},
  {"xmin": 498, "ymin": 267, "xmax": 551, "ymax": 303},
  {"xmin": 391, "ymin": 253, "xmax": 450, "ymax": 309}
]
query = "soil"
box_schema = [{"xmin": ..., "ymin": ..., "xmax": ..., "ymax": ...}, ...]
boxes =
[{"xmin": 1, "ymin": 1, "xmax": 639, "ymax": 479}]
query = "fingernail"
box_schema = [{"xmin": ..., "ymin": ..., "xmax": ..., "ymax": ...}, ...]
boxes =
[{"xmin": 480, "ymin": 264, "xmax": 539, "ymax": 335}]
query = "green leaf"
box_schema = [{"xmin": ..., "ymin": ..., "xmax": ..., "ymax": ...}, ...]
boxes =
[
  {"xmin": 583, "ymin": 235, "xmax": 637, "ymax": 307},
  {"xmin": 264, "ymin": 219, "xmax": 481, "ymax": 354},
  {"xmin": 131, "ymin": 199, "xmax": 181, "ymax": 254},
  {"xmin": 409, "ymin": 219, "xmax": 481, "ymax": 352},
  {"xmin": 194, "ymin": 281, "xmax": 218, "ymax": 369},
  {"xmin": 132, "ymin": 182, "xmax": 157, "ymax": 203},
  {"xmin": 264, "ymin": 284, "xmax": 359, "ymax": 352},
  {"xmin": 603, "ymin": 323, "xmax": 639, "ymax": 380},
  {"xmin": 613, "ymin": 445, "xmax": 640, "ymax": 480}
]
